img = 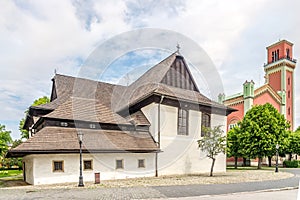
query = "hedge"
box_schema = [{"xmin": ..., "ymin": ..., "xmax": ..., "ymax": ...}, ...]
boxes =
[{"xmin": 283, "ymin": 160, "xmax": 298, "ymax": 168}]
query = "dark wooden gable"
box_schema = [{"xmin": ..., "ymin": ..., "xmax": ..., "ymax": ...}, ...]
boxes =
[
  {"xmin": 160, "ymin": 55, "xmax": 199, "ymax": 92},
  {"xmin": 50, "ymin": 78, "xmax": 57, "ymax": 101}
]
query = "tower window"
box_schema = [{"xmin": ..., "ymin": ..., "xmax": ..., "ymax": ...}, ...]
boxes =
[
  {"xmin": 286, "ymin": 48, "xmax": 290, "ymax": 59},
  {"xmin": 288, "ymin": 77, "xmax": 290, "ymax": 85},
  {"xmin": 288, "ymin": 91, "xmax": 290, "ymax": 98},
  {"xmin": 272, "ymin": 52, "xmax": 274, "ymax": 62},
  {"xmin": 288, "ymin": 107, "xmax": 291, "ymax": 115},
  {"xmin": 277, "ymin": 49, "xmax": 280, "ymax": 60}
]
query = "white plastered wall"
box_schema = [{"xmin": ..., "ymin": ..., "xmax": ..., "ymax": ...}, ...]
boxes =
[
  {"xmin": 25, "ymin": 153, "xmax": 155, "ymax": 185},
  {"xmin": 142, "ymin": 103, "xmax": 227, "ymax": 176}
]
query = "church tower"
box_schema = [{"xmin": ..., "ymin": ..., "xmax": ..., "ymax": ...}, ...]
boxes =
[{"xmin": 264, "ymin": 40, "xmax": 296, "ymax": 129}]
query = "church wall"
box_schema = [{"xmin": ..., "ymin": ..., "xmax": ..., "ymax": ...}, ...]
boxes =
[
  {"xmin": 27, "ymin": 153, "xmax": 155, "ymax": 185},
  {"xmin": 23, "ymin": 155, "xmax": 34, "ymax": 185},
  {"xmin": 268, "ymin": 71, "xmax": 281, "ymax": 91},
  {"xmin": 286, "ymin": 70, "xmax": 293, "ymax": 128},
  {"xmin": 254, "ymin": 93, "xmax": 281, "ymax": 111},
  {"xmin": 226, "ymin": 102, "xmax": 244, "ymax": 131},
  {"xmin": 142, "ymin": 103, "xmax": 226, "ymax": 176}
]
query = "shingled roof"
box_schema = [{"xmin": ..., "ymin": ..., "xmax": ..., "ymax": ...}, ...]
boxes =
[
  {"xmin": 44, "ymin": 97, "xmax": 130, "ymax": 125},
  {"xmin": 15, "ymin": 51, "xmax": 235, "ymax": 158},
  {"xmin": 8, "ymin": 126, "xmax": 158, "ymax": 157}
]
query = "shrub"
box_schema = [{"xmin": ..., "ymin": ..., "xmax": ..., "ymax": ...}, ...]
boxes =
[{"xmin": 283, "ymin": 160, "xmax": 298, "ymax": 168}]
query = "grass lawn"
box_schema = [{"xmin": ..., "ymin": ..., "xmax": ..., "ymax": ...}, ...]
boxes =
[{"xmin": 0, "ymin": 170, "xmax": 23, "ymax": 178}]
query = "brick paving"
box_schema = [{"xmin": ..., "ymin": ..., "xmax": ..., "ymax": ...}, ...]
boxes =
[{"xmin": 0, "ymin": 169, "xmax": 299, "ymax": 200}]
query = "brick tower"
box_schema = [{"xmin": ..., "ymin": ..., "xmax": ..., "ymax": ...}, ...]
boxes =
[{"xmin": 264, "ymin": 40, "xmax": 296, "ymax": 129}]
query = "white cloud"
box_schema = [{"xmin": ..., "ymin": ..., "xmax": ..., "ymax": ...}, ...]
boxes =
[{"xmin": 1, "ymin": 0, "xmax": 300, "ymax": 138}]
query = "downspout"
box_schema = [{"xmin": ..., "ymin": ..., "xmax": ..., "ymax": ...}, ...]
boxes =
[{"xmin": 155, "ymin": 95, "xmax": 164, "ymax": 177}]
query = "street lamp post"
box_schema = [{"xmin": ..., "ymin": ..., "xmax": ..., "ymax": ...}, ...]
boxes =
[
  {"xmin": 77, "ymin": 131, "xmax": 84, "ymax": 187},
  {"xmin": 275, "ymin": 143, "xmax": 279, "ymax": 173}
]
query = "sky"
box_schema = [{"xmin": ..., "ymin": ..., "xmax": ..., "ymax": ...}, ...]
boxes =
[{"xmin": 1, "ymin": 0, "xmax": 300, "ymax": 139}]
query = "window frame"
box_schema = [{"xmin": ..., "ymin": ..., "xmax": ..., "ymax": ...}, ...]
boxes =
[
  {"xmin": 116, "ymin": 159, "xmax": 124, "ymax": 169},
  {"xmin": 201, "ymin": 113, "xmax": 211, "ymax": 137},
  {"xmin": 83, "ymin": 160, "xmax": 93, "ymax": 170},
  {"xmin": 177, "ymin": 108, "xmax": 188, "ymax": 135},
  {"xmin": 60, "ymin": 122, "xmax": 68, "ymax": 127},
  {"xmin": 138, "ymin": 159, "xmax": 145, "ymax": 168},
  {"xmin": 52, "ymin": 160, "xmax": 64, "ymax": 172}
]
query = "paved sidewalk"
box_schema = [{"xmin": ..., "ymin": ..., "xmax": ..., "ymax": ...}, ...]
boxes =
[{"xmin": 1, "ymin": 169, "xmax": 300, "ymax": 200}]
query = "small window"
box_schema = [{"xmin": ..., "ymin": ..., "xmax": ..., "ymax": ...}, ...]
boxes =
[
  {"xmin": 288, "ymin": 107, "xmax": 291, "ymax": 115},
  {"xmin": 53, "ymin": 161, "xmax": 64, "ymax": 172},
  {"xmin": 288, "ymin": 91, "xmax": 290, "ymax": 98},
  {"xmin": 201, "ymin": 113, "xmax": 211, "ymax": 137},
  {"xmin": 178, "ymin": 108, "xmax": 188, "ymax": 135},
  {"xmin": 84, "ymin": 160, "xmax": 93, "ymax": 170},
  {"xmin": 286, "ymin": 48, "xmax": 290, "ymax": 59},
  {"xmin": 138, "ymin": 159, "xmax": 145, "ymax": 168},
  {"xmin": 288, "ymin": 77, "xmax": 290, "ymax": 85},
  {"xmin": 60, "ymin": 122, "xmax": 68, "ymax": 127},
  {"xmin": 116, "ymin": 159, "xmax": 124, "ymax": 169},
  {"xmin": 89, "ymin": 124, "xmax": 96, "ymax": 129}
]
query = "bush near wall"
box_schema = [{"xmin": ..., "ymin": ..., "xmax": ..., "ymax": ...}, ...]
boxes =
[{"xmin": 283, "ymin": 160, "xmax": 298, "ymax": 168}]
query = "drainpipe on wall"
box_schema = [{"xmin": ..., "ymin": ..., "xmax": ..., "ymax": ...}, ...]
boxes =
[{"xmin": 155, "ymin": 95, "xmax": 164, "ymax": 177}]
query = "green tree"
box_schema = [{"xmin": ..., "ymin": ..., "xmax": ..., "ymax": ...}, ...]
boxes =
[
  {"xmin": 0, "ymin": 124, "xmax": 12, "ymax": 164},
  {"xmin": 286, "ymin": 131, "xmax": 300, "ymax": 160},
  {"xmin": 198, "ymin": 125, "xmax": 226, "ymax": 176},
  {"xmin": 19, "ymin": 96, "xmax": 50, "ymax": 139},
  {"xmin": 227, "ymin": 125, "xmax": 243, "ymax": 169},
  {"xmin": 1, "ymin": 139, "xmax": 23, "ymax": 169},
  {"xmin": 238, "ymin": 103, "xmax": 290, "ymax": 169}
]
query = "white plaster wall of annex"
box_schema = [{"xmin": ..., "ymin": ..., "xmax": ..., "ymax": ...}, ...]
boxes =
[
  {"xmin": 22, "ymin": 155, "xmax": 34, "ymax": 185},
  {"xmin": 31, "ymin": 153, "xmax": 155, "ymax": 185},
  {"xmin": 210, "ymin": 113, "xmax": 227, "ymax": 172},
  {"xmin": 141, "ymin": 103, "xmax": 227, "ymax": 176}
]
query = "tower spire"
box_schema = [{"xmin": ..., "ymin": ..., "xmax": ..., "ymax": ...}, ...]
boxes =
[{"xmin": 176, "ymin": 43, "xmax": 180, "ymax": 54}]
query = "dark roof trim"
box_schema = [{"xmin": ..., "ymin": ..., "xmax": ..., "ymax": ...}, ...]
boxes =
[
  {"xmin": 7, "ymin": 149, "xmax": 161, "ymax": 157},
  {"xmin": 119, "ymin": 93, "xmax": 236, "ymax": 116}
]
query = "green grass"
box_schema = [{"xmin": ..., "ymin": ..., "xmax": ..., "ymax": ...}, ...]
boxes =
[{"xmin": 0, "ymin": 170, "xmax": 23, "ymax": 178}]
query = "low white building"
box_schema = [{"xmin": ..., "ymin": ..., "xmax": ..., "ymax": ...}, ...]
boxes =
[{"xmin": 8, "ymin": 52, "xmax": 234, "ymax": 185}]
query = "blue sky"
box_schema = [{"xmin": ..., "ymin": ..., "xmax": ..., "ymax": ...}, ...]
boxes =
[{"xmin": 1, "ymin": 0, "xmax": 300, "ymax": 139}]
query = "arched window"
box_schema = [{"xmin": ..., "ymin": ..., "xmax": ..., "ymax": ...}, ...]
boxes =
[
  {"xmin": 286, "ymin": 48, "xmax": 290, "ymax": 59},
  {"xmin": 201, "ymin": 113, "xmax": 211, "ymax": 137}
]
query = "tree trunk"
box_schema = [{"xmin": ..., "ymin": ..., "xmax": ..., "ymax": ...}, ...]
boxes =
[
  {"xmin": 257, "ymin": 157, "xmax": 262, "ymax": 169},
  {"xmin": 210, "ymin": 158, "xmax": 216, "ymax": 177},
  {"xmin": 234, "ymin": 157, "xmax": 238, "ymax": 169},
  {"xmin": 268, "ymin": 156, "xmax": 272, "ymax": 167},
  {"xmin": 243, "ymin": 157, "xmax": 247, "ymax": 166},
  {"xmin": 289, "ymin": 153, "xmax": 292, "ymax": 161}
]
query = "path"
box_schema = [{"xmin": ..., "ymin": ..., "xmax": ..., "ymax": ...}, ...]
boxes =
[{"xmin": 0, "ymin": 168, "xmax": 299, "ymax": 200}]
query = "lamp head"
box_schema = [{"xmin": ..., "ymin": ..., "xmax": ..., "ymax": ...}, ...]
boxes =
[{"xmin": 77, "ymin": 131, "xmax": 84, "ymax": 142}]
